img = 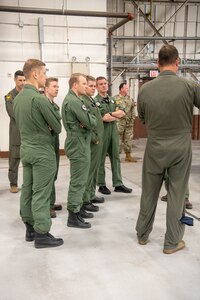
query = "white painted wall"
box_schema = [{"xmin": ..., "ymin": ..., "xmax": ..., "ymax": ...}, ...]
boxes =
[{"xmin": 0, "ymin": 0, "xmax": 107, "ymax": 151}]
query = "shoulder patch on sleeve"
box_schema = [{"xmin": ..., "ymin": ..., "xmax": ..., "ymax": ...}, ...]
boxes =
[{"xmin": 5, "ymin": 94, "xmax": 12, "ymax": 101}]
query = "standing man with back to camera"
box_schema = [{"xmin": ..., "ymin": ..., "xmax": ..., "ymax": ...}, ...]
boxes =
[
  {"xmin": 136, "ymin": 45, "xmax": 200, "ymax": 254},
  {"xmin": 44, "ymin": 77, "xmax": 63, "ymax": 218},
  {"xmin": 14, "ymin": 59, "xmax": 63, "ymax": 249},
  {"xmin": 114, "ymin": 82, "xmax": 137, "ymax": 163},
  {"xmin": 5, "ymin": 70, "xmax": 25, "ymax": 193}
]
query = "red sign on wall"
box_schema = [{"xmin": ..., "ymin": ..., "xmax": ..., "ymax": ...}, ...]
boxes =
[{"xmin": 149, "ymin": 70, "xmax": 159, "ymax": 77}]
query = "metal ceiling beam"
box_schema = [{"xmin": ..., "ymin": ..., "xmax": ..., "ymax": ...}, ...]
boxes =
[
  {"xmin": 130, "ymin": 0, "xmax": 169, "ymax": 45},
  {"xmin": 113, "ymin": 36, "xmax": 200, "ymax": 40},
  {"xmin": 125, "ymin": 1, "xmax": 200, "ymax": 3},
  {"xmin": 112, "ymin": 0, "xmax": 191, "ymax": 83},
  {"xmin": 112, "ymin": 63, "xmax": 200, "ymax": 70}
]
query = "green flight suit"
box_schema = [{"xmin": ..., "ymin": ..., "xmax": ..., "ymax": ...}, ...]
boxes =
[
  {"xmin": 13, "ymin": 84, "xmax": 61, "ymax": 234},
  {"xmin": 48, "ymin": 101, "xmax": 60, "ymax": 209},
  {"xmin": 62, "ymin": 90, "xmax": 97, "ymax": 213},
  {"xmin": 5, "ymin": 88, "xmax": 20, "ymax": 187},
  {"xmin": 94, "ymin": 94, "xmax": 123, "ymax": 187},
  {"xmin": 82, "ymin": 95, "xmax": 104, "ymax": 204},
  {"xmin": 136, "ymin": 71, "xmax": 200, "ymax": 250},
  {"xmin": 164, "ymin": 170, "xmax": 189, "ymax": 199}
]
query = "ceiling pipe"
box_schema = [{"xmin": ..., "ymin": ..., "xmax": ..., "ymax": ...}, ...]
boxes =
[
  {"xmin": 112, "ymin": 63, "xmax": 200, "ymax": 71},
  {"xmin": 108, "ymin": 13, "xmax": 134, "ymax": 34},
  {"xmin": 0, "ymin": 5, "xmax": 133, "ymax": 19},
  {"xmin": 0, "ymin": 5, "xmax": 134, "ymax": 96},
  {"xmin": 107, "ymin": 13, "xmax": 134, "ymax": 95}
]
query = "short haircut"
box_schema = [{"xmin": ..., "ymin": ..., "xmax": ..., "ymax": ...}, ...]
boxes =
[
  {"xmin": 96, "ymin": 76, "xmax": 107, "ymax": 85},
  {"xmin": 23, "ymin": 59, "xmax": 46, "ymax": 79},
  {"xmin": 14, "ymin": 70, "xmax": 24, "ymax": 78},
  {"xmin": 86, "ymin": 75, "xmax": 96, "ymax": 82},
  {"xmin": 45, "ymin": 77, "xmax": 58, "ymax": 87},
  {"xmin": 69, "ymin": 73, "xmax": 86, "ymax": 89},
  {"xmin": 119, "ymin": 82, "xmax": 127, "ymax": 90},
  {"xmin": 158, "ymin": 45, "xmax": 179, "ymax": 66}
]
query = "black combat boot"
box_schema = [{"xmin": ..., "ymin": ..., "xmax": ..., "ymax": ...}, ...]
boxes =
[
  {"xmin": 34, "ymin": 232, "xmax": 64, "ymax": 249},
  {"xmin": 79, "ymin": 208, "xmax": 94, "ymax": 219},
  {"xmin": 67, "ymin": 210, "xmax": 91, "ymax": 228},
  {"xmin": 24, "ymin": 222, "xmax": 35, "ymax": 242}
]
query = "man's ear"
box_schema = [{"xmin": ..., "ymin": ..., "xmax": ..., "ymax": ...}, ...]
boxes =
[{"xmin": 32, "ymin": 70, "xmax": 38, "ymax": 80}]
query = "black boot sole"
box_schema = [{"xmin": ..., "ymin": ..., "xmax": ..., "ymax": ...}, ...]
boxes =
[
  {"xmin": 67, "ymin": 222, "xmax": 91, "ymax": 229},
  {"xmin": 35, "ymin": 241, "xmax": 63, "ymax": 248},
  {"xmin": 26, "ymin": 236, "xmax": 35, "ymax": 242}
]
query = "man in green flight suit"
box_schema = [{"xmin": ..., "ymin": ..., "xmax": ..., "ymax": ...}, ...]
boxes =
[
  {"xmin": 95, "ymin": 76, "xmax": 132, "ymax": 195},
  {"xmin": 44, "ymin": 77, "xmax": 63, "ymax": 218},
  {"xmin": 14, "ymin": 59, "xmax": 63, "ymax": 249},
  {"xmin": 82, "ymin": 75, "xmax": 105, "ymax": 213},
  {"xmin": 136, "ymin": 45, "xmax": 200, "ymax": 254},
  {"xmin": 62, "ymin": 73, "xmax": 97, "ymax": 229},
  {"xmin": 5, "ymin": 70, "xmax": 25, "ymax": 193}
]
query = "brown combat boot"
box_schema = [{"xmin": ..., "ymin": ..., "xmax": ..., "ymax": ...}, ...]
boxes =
[
  {"xmin": 125, "ymin": 153, "xmax": 137, "ymax": 163},
  {"xmin": 50, "ymin": 208, "xmax": 56, "ymax": 218},
  {"xmin": 185, "ymin": 198, "xmax": 193, "ymax": 209},
  {"xmin": 10, "ymin": 186, "xmax": 19, "ymax": 193}
]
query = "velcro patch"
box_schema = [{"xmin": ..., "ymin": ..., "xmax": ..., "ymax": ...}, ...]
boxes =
[
  {"xmin": 5, "ymin": 95, "xmax": 12, "ymax": 101},
  {"xmin": 81, "ymin": 104, "xmax": 87, "ymax": 111}
]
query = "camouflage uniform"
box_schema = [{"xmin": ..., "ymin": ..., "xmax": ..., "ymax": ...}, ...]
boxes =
[
  {"xmin": 113, "ymin": 94, "xmax": 136, "ymax": 154},
  {"xmin": 5, "ymin": 88, "xmax": 20, "ymax": 187}
]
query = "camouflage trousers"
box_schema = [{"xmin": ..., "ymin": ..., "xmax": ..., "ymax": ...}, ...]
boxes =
[{"xmin": 117, "ymin": 122, "xmax": 133, "ymax": 153}]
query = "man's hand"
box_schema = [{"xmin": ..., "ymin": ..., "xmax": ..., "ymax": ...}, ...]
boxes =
[
  {"xmin": 102, "ymin": 113, "xmax": 116, "ymax": 122},
  {"xmin": 113, "ymin": 109, "xmax": 125, "ymax": 119}
]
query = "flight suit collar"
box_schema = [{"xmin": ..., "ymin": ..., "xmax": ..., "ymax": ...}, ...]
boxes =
[
  {"xmin": 158, "ymin": 70, "xmax": 177, "ymax": 77},
  {"xmin": 24, "ymin": 84, "xmax": 40, "ymax": 93},
  {"xmin": 69, "ymin": 89, "xmax": 83, "ymax": 101}
]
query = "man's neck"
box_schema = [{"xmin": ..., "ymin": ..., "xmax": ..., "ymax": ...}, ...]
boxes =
[
  {"xmin": 25, "ymin": 79, "xmax": 40, "ymax": 90},
  {"xmin": 71, "ymin": 88, "xmax": 80, "ymax": 97},
  {"xmin": 86, "ymin": 94, "xmax": 94, "ymax": 98},
  {"xmin": 15, "ymin": 86, "xmax": 22, "ymax": 93},
  {"xmin": 98, "ymin": 92, "xmax": 107, "ymax": 97},
  {"xmin": 46, "ymin": 94, "xmax": 54, "ymax": 103},
  {"xmin": 158, "ymin": 63, "xmax": 178, "ymax": 74},
  {"xmin": 119, "ymin": 92, "xmax": 127, "ymax": 97}
]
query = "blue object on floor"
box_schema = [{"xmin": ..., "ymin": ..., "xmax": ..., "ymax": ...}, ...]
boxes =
[{"xmin": 180, "ymin": 215, "xmax": 194, "ymax": 226}]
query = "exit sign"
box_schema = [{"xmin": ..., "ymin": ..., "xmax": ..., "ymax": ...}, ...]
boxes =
[{"xmin": 150, "ymin": 70, "xmax": 159, "ymax": 77}]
